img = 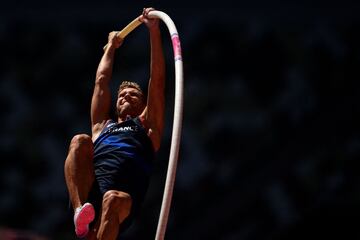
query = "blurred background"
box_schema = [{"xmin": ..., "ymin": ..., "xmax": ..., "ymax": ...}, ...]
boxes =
[{"xmin": 1, "ymin": 1, "xmax": 360, "ymax": 239}]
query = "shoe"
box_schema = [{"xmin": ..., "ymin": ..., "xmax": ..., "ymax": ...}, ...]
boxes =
[{"xmin": 74, "ymin": 202, "xmax": 95, "ymax": 238}]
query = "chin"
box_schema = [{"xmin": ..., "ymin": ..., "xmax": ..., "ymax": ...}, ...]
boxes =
[{"xmin": 118, "ymin": 110, "xmax": 134, "ymax": 119}]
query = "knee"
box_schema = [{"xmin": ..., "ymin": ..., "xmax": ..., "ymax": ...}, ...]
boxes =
[
  {"xmin": 102, "ymin": 190, "xmax": 132, "ymax": 217},
  {"xmin": 69, "ymin": 134, "xmax": 93, "ymax": 153}
]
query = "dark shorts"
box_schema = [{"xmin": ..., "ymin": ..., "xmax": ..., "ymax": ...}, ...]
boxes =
[{"xmin": 88, "ymin": 156, "xmax": 152, "ymax": 234}]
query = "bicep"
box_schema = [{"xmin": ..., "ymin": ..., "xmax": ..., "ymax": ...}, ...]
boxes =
[
  {"xmin": 140, "ymin": 108, "xmax": 162, "ymax": 152},
  {"xmin": 91, "ymin": 80, "xmax": 111, "ymax": 134},
  {"xmin": 141, "ymin": 81, "xmax": 165, "ymax": 151}
]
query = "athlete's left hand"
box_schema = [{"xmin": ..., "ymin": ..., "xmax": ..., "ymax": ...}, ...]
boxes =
[{"xmin": 140, "ymin": 7, "xmax": 159, "ymax": 29}]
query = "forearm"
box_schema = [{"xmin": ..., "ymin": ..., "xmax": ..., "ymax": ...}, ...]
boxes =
[
  {"xmin": 96, "ymin": 46, "xmax": 117, "ymax": 83},
  {"xmin": 149, "ymin": 27, "xmax": 165, "ymax": 90}
]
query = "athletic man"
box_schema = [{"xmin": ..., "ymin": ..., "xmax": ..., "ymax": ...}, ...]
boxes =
[{"xmin": 64, "ymin": 7, "xmax": 165, "ymax": 240}]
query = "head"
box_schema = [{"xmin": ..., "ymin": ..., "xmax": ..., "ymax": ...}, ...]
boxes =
[{"xmin": 116, "ymin": 81, "xmax": 146, "ymax": 119}]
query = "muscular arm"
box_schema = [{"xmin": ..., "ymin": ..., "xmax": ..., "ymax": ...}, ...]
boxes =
[
  {"xmin": 140, "ymin": 11, "xmax": 166, "ymax": 152},
  {"xmin": 91, "ymin": 33, "xmax": 122, "ymax": 141}
]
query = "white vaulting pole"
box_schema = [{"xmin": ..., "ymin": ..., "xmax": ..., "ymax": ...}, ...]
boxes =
[{"xmin": 148, "ymin": 10, "xmax": 183, "ymax": 240}]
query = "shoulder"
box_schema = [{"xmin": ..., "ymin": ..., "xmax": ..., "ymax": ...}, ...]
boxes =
[
  {"xmin": 137, "ymin": 115, "xmax": 149, "ymax": 130},
  {"xmin": 137, "ymin": 113, "xmax": 161, "ymax": 152},
  {"xmin": 92, "ymin": 119, "xmax": 113, "ymax": 142}
]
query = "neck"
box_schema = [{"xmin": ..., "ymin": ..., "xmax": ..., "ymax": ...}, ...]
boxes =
[{"xmin": 118, "ymin": 114, "xmax": 133, "ymax": 123}]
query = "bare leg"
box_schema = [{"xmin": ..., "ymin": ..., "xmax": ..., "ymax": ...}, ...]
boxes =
[
  {"xmin": 95, "ymin": 190, "xmax": 132, "ymax": 240},
  {"xmin": 86, "ymin": 214, "xmax": 102, "ymax": 240},
  {"xmin": 64, "ymin": 134, "xmax": 95, "ymax": 210}
]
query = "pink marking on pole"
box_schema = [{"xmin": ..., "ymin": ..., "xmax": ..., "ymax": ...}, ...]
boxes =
[{"xmin": 171, "ymin": 33, "xmax": 182, "ymax": 61}]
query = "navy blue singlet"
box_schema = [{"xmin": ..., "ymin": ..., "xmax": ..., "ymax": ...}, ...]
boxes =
[{"xmin": 89, "ymin": 117, "xmax": 155, "ymax": 231}]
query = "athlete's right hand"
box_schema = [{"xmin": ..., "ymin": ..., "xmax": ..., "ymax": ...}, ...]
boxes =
[{"xmin": 107, "ymin": 31, "xmax": 123, "ymax": 49}]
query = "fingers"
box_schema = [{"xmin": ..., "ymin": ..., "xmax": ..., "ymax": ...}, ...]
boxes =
[
  {"xmin": 142, "ymin": 7, "xmax": 155, "ymax": 17},
  {"xmin": 140, "ymin": 7, "xmax": 159, "ymax": 29},
  {"xmin": 110, "ymin": 31, "xmax": 120, "ymax": 39},
  {"xmin": 140, "ymin": 7, "xmax": 155, "ymax": 22},
  {"xmin": 111, "ymin": 31, "xmax": 123, "ymax": 42},
  {"xmin": 107, "ymin": 31, "xmax": 123, "ymax": 49}
]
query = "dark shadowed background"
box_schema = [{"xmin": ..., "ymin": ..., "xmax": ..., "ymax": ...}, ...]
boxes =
[{"xmin": 1, "ymin": 1, "xmax": 360, "ymax": 239}]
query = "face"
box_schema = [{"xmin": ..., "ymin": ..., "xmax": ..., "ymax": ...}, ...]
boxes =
[{"xmin": 116, "ymin": 87, "xmax": 145, "ymax": 118}]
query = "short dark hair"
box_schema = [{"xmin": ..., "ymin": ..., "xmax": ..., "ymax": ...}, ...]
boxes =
[{"xmin": 118, "ymin": 81, "xmax": 144, "ymax": 101}]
